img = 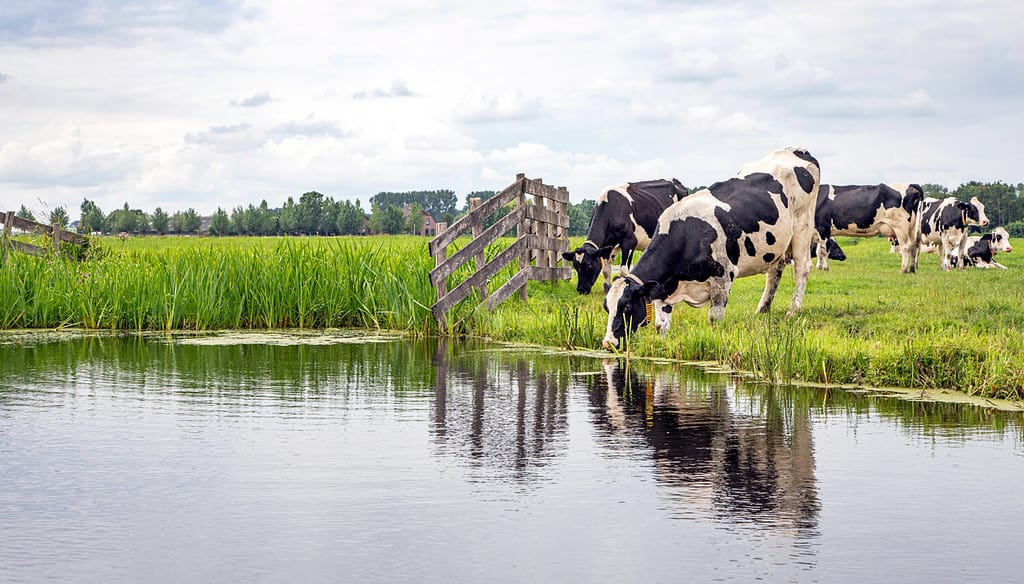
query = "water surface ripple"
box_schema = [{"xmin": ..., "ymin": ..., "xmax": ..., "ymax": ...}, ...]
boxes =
[{"xmin": 1, "ymin": 331, "xmax": 1021, "ymax": 583}]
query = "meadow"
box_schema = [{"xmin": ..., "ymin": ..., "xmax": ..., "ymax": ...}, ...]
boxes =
[{"xmin": 1, "ymin": 233, "xmax": 1022, "ymax": 399}]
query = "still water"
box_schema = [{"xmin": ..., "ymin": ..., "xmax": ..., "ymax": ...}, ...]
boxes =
[{"xmin": 1, "ymin": 331, "xmax": 1022, "ymax": 583}]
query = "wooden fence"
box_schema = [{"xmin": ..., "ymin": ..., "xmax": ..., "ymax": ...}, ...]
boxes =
[
  {"xmin": 1, "ymin": 211, "xmax": 86, "ymax": 263},
  {"xmin": 428, "ymin": 174, "xmax": 571, "ymax": 331}
]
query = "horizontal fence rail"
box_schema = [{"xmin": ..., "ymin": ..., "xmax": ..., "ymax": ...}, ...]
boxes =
[
  {"xmin": 1, "ymin": 211, "xmax": 86, "ymax": 263},
  {"xmin": 428, "ymin": 174, "xmax": 571, "ymax": 331}
]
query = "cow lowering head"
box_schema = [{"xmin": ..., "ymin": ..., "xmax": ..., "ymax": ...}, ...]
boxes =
[
  {"xmin": 961, "ymin": 196, "xmax": 990, "ymax": 228},
  {"xmin": 562, "ymin": 242, "xmax": 614, "ymax": 294},
  {"xmin": 601, "ymin": 274, "xmax": 657, "ymax": 349}
]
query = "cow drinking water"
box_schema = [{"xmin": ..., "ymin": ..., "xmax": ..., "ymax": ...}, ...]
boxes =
[
  {"xmin": 602, "ymin": 147, "xmax": 821, "ymax": 350},
  {"xmin": 562, "ymin": 179, "xmax": 688, "ymax": 294}
]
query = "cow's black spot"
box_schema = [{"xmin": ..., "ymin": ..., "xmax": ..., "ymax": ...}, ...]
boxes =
[
  {"xmin": 765, "ymin": 231, "xmax": 775, "ymax": 245},
  {"xmin": 763, "ymin": 253, "xmax": 776, "ymax": 263},
  {"xmin": 744, "ymin": 237, "xmax": 756, "ymax": 256},
  {"xmin": 791, "ymin": 149, "xmax": 819, "ymax": 167},
  {"xmin": 661, "ymin": 305, "xmax": 672, "ymax": 313},
  {"xmin": 794, "ymin": 167, "xmax": 815, "ymax": 194}
]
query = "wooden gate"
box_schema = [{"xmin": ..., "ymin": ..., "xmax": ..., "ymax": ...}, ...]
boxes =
[
  {"xmin": 1, "ymin": 211, "xmax": 86, "ymax": 264},
  {"xmin": 428, "ymin": 174, "xmax": 571, "ymax": 331}
]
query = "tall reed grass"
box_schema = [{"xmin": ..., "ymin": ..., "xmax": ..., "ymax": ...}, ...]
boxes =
[
  {"xmin": 0, "ymin": 236, "xmax": 437, "ymax": 333},
  {"xmin": 3, "ymin": 233, "xmax": 1024, "ymax": 399}
]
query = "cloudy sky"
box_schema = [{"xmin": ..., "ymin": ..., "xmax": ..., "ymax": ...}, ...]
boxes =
[{"xmin": 1, "ymin": 0, "xmax": 1021, "ymax": 219}]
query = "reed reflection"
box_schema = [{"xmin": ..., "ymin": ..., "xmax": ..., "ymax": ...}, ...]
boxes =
[
  {"xmin": 430, "ymin": 339, "xmax": 572, "ymax": 484},
  {"xmin": 586, "ymin": 360, "xmax": 820, "ymax": 534}
]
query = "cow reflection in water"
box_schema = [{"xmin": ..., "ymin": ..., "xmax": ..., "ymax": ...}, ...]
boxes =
[{"xmin": 587, "ymin": 361, "xmax": 820, "ymax": 532}]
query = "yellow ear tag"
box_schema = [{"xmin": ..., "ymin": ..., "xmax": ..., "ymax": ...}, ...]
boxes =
[{"xmin": 645, "ymin": 302, "xmax": 654, "ymax": 324}]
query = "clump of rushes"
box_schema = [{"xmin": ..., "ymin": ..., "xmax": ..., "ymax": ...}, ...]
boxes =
[{"xmin": 3, "ymin": 234, "xmax": 1024, "ymax": 399}]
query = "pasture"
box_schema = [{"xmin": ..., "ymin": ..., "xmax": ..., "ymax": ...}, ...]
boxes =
[{"xmin": 1, "ymin": 234, "xmax": 1022, "ymax": 399}]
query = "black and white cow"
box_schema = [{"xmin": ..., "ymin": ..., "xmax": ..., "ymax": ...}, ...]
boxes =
[
  {"xmin": 811, "ymin": 237, "xmax": 846, "ymax": 262},
  {"xmin": 918, "ymin": 196, "xmax": 990, "ymax": 271},
  {"xmin": 965, "ymin": 226, "xmax": 1012, "ymax": 269},
  {"xmin": 601, "ymin": 147, "xmax": 820, "ymax": 349},
  {"xmin": 813, "ymin": 183, "xmax": 924, "ymax": 272},
  {"xmin": 562, "ymin": 179, "xmax": 688, "ymax": 294}
]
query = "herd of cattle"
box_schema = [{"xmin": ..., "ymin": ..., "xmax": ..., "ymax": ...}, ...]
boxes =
[{"xmin": 558, "ymin": 147, "xmax": 1014, "ymax": 349}]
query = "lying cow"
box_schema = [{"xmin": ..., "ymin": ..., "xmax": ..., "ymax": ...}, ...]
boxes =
[
  {"xmin": 918, "ymin": 196, "xmax": 990, "ymax": 270},
  {"xmin": 814, "ymin": 183, "xmax": 924, "ymax": 272},
  {"xmin": 602, "ymin": 147, "xmax": 820, "ymax": 349},
  {"xmin": 562, "ymin": 178, "xmax": 689, "ymax": 294},
  {"xmin": 965, "ymin": 226, "xmax": 1012, "ymax": 269}
]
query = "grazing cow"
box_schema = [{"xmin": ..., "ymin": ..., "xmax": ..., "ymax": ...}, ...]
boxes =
[
  {"xmin": 965, "ymin": 226, "xmax": 1012, "ymax": 269},
  {"xmin": 601, "ymin": 147, "xmax": 820, "ymax": 349},
  {"xmin": 918, "ymin": 196, "xmax": 990, "ymax": 270},
  {"xmin": 811, "ymin": 237, "xmax": 846, "ymax": 262},
  {"xmin": 813, "ymin": 183, "xmax": 924, "ymax": 272},
  {"xmin": 562, "ymin": 178, "xmax": 689, "ymax": 294}
]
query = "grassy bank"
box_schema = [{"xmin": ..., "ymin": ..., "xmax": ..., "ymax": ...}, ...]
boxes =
[{"xmin": 2, "ymin": 234, "xmax": 1022, "ymax": 399}]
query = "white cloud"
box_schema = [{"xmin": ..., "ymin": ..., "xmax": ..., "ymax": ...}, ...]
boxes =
[
  {"xmin": 455, "ymin": 86, "xmax": 544, "ymax": 124},
  {"xmin": 1, "ymin": 0, "xmax": 1022, "ymax": 215}
]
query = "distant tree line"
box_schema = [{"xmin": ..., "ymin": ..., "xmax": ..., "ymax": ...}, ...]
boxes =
[{"xmin": 14, "ymin": 181, "xmax": 1022, "ymax": 238}]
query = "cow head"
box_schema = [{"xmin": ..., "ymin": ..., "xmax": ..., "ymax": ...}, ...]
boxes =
[
  {"xmin": 561, "ymin": 243, "xmax": 614, "ymax": 294},
  {"xmin": 991, "ymin": 226, "xmax": 1013, "ymax": 253},
  {"xmin": 961, "ymin": 196, "xmax": 990, "ymax": 227},
  {"xmin": 601, "ymin": 275, "xmax": 657, "ymax": 350}
]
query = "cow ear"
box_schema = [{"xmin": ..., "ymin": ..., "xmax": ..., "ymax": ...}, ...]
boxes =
[
  {"xmin": 641, "ymin": 281, "xmax": 660, "ymax": 299},
  {"xmin": 598, "ymin": 245, "xmax": 615, "ymax": 259},
  {"xmin": 561, "ymin": 251, "xmax": 575, "ymax": 261}
]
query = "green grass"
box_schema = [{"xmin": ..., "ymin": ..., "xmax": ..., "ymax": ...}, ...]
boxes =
[{"xmin": 2, "ymin": 233, "xmax": 1023, "ymax": 399}]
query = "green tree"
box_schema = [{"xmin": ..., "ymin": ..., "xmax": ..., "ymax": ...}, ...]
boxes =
[
  {"xmin": 80, "ymin": 199, "xmax": 105, "ymax": 234},
  {"xmin": 180, "ymin": 208, "xmax": 202, "ymax": 234},
  {"xmin": 922, "ymin": 183, "xmax": 949, "ymax": 199},
  {"xmin": 49, "ymin": 206, "xmax": 70, "ymax": 227},
  {"xmin": 279, "ymin": 197, "xmax": 299, "ymax": 235},
  {"xmin": 151, "ymin": 207, "xmax": 170, "ymax": 235},
  {"xmin": 297, "ymin": 191, "xmax": 325, "ymax": 234},
  {"xmin": 568, "ymin": 199, "xmax": 596, "ymax": 237},
  {"xmin": 231, "ymin": 205, "xmax": 249, "ymax": 235},
  {"xmin": 337, "ymin": 200, "xmax": 366, "ymax": 235},
  {"xmin": 370, "ymin": 204, "xmax": 405, "ymax": 235},
  {"xmin": 106, "ymin": 202, "xmax": 141, "ymax": 234},
  {"xmin": 209, "ymin": 207, "xmax": 231, "ymax": 236},
  {"xmin": 16, "ymin": 205, "xmax": 36, "ymax": 222},
  {"xmin": 406, "ymin": 203, "xmax": 425, "ymax": 235}
]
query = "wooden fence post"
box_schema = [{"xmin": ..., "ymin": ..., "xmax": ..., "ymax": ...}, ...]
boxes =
[
  {"xmin": 516, "ymin": 174, "xmax": 529, "ymax": 302},
  {"xmin": 434, "ymin": 222, "xmax": 449, "ymax": 332},
  {"xmin": 1, "ymin": 211, "xmax": 13, "ymax": 264},
  {"xmin": 469, "ymin": 197, "xmax": 488, "ymax": 300}
]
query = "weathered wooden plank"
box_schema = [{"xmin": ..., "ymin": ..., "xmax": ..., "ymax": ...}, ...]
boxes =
[
  {"xmin": 432, "ymin": 237, "xmax": 527, "ymax": 315},
  {"xmin": 8, "ymin": 239, "xmax": 46, "ymax": 257},
  {"xmin": 0, "ymin": 213, "xmax": 85, "ymax": 244},
  {"xmin": 486, "ymin": 268, "xmax": 530, "ymax": 311},
  {"xmin": 525, "ymin": 234, "xmax": 570, "ymax": 253},
  {"xmin": 524, "ymin": 204, "xmax": 570, "ymax": 228},
  {"xmin": 428, "ymin": 178, "xmax": 523, "ymax": 257},
  {"xmin": 429, "ymin": 206, "xmax": 525, "ymax": 287},
  {"xmin": 530, "ymin": 266, "xmax": 572, "ymax": 281},
  {"xmin": 522, "ymin": 178, "xmax": 569, "ymax": 204}
]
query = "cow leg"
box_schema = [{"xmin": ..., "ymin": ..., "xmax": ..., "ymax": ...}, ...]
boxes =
[
  {"xmin": 708, "ymin": 276, "xmax": 732, "ymax": 321},
  {"xmin": 897, "ymin": 230, "xmax": 920, "ymax": 274},
  {"xmin": 815, "ymin": 240, "xmax": 829, "ymax": 271},
  {"xmin": 786, "ymin": 226, "xmax": 814, "ymax": 317},
  {"xmin": 756, "ymin": 260, "xmax": 787, "ymax": 314}
]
